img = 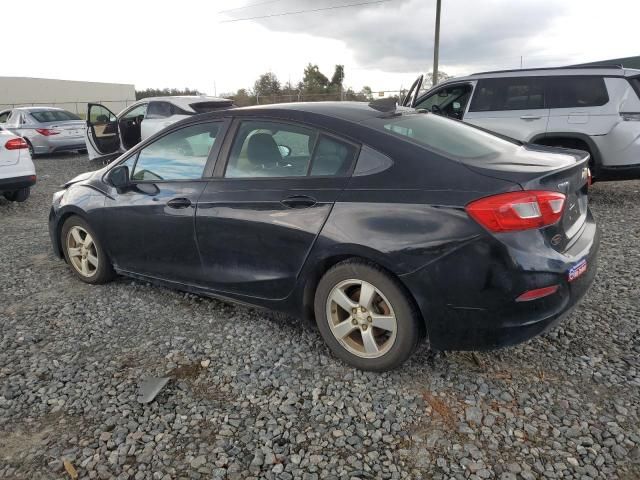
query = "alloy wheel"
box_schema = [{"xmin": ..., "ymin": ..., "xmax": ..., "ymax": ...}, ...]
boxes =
[
  {"xmin": 66, "ymin": 226, "xmax": 99, "ymax": 278},
  {"xmin": 325, "ymin": 279, "xmax": 397, "ymax": 358}
]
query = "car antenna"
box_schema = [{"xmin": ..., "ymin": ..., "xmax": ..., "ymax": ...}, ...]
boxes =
[{"xmin": 368, "ymin": 97, "xmax": 398, "ymax": 114}]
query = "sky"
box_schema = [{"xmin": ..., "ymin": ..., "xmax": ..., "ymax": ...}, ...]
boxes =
[{"xmin": 5, "ymin": 0, "xmax": 640, "ymax": 96}]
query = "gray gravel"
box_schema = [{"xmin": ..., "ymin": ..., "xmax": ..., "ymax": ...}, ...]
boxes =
[{"xmin": 1, "ymin": 153, "xmax": 639, "ymax": 479}]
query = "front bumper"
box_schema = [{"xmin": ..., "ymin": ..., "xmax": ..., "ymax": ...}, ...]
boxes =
[
  {"xmin": 0, "ymin": 174, "xmax": 36, "ymax": 193},
  {"xmin": 400, "ymin": 212, "xmax": 600, "ymax": 351}
]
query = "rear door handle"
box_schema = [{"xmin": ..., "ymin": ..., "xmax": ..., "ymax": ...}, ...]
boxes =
[
  {"xmin": 281, "ymin": 195, "xmax": 317, "ymax": 208},
  {"xmin": 520, "ymin": 115, "xmax": 542, "ymax": 120},
  {"xmin": 166, "ymin": 197, "xmax": 192, "ymax": 209}
]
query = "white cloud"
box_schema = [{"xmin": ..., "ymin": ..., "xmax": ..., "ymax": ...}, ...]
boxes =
[{"xmin": 3, "ymin": 0, "xmax": 639, "ymax": 97}]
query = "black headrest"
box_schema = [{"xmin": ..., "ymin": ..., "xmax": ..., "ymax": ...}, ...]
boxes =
[{"xmin": 247, "ymin": 133, "xmax": 281, "ymax": 167}]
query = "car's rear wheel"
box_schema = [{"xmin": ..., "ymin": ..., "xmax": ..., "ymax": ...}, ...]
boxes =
[
  {"xmin": 61, "ymin": 216, "xmax": 115, "ymax": 284},
  {"xmin": 314, "ymin": 259, "xmax": 421, "ymax": 371},
  {"xmin": 3, "ymin": 187, "xmax": 30, "ymax": 202}
]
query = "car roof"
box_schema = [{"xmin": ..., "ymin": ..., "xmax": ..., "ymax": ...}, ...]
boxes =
[
  {"xmin": 13, "ymin": 106, "xmax": 67, "ymax": 112},
  {"xmin": 135, "ymin": 96, "xmax": 232, "ymax": 109},
  {"xmin": 227, "ymin": 101, "xmax": 415, "ymax": 123},
  {"xmin": 434, "ymin": 65, "xmax": 640, "ymax": 87}
]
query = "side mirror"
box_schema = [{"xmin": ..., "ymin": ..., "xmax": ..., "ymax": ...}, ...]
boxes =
[
  {"xmin": 452, "ymin": 101, "xmax": 461, "ymax": 111},
  {"xmin": 278, "ymin": 145, "xmax": 291, "ymax": 157},
  {"xmin": 109, "ymin": 165, "xmax": 130, "ymax": 188}
]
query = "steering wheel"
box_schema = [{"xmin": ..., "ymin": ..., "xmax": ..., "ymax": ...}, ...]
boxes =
[{"xmin": 431, "ymin": 104, "xmax": 443, "ymax": 115}]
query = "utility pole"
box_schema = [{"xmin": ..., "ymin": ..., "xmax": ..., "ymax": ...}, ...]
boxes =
[{"xmin": 432, "ymin": 0, "xmax": 442, "ymax": 87}]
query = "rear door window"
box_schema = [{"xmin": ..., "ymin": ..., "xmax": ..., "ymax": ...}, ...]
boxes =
[
  {"xmin": 146, "ymin": 101, "xmax": 174, "ymax": 119},
  {"xmin": 309, "ymin": 136, "xmax": 358, "ymax": 176},
  {"xmin": 546, "ymin": 77, "xmax": 609, "ymax": 108},
  {"xmin": 469, "ymin": 77, "xmax": 545, "ymax": 111}
]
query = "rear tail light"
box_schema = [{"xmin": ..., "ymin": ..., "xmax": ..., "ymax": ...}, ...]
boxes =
[
  {"xmin": 466, "ymin": 190, "xmax": 566, "ymax": 232},
  {"xmin": 35, "ymin": 128, "xmax": 60, "ymax": 136},
  {"xmin": 4, "ymin": 137, "xmax": 28, "ymax": 150},
  {"xmin": 516, "ymin": 285, "xmax": 559, "ymax": 302}
]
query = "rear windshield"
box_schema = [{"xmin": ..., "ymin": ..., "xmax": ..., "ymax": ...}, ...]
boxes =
[
  {"xmin": 190, "ymin": 101, "xmax": 233, "ymax": 114},
  {"xmin": 369, "ymin": 113, "xmax": 519, "ymax": 160},
  {"xmin": 30, "ymin": 110, "xmax": 81, "ymax": 123}
]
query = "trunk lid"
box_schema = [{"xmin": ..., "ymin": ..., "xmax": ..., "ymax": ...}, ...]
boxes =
[
  {"xmin": 466, "ymin": 143, "xmax": 590, "ymax": 252},
  {"xmin": 47, "ymin": 121, "xmax": 86, "ymax": 137}
]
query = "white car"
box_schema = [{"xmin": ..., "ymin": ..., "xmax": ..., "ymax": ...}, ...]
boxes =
[
  {"xmin": 0, "ymin": 128, "xmax": 36, "ymax": 202},
  {"xmin": 404, "ymin": 65, "xmax": 640, "ymax": 179},
  {"xmin": 85, "ymin": 96, "xmax": 234, "ymax": 162}
]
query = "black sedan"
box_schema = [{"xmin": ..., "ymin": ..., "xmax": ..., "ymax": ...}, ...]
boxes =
[{"xmin": 49, "ymin": 102, "xmax": 599, "ymax": 371}]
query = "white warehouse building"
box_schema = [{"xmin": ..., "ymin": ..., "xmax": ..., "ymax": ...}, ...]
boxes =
[{"xmin": 0, "ymin": 76, "xmax": 136, "ymax": 117}]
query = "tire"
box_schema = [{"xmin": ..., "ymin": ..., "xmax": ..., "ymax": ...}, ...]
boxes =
[
  {"xmin": 3, "ymin": 188, "xmax": 30, "ymax": 202},
  {"xmin": 61, "ymin": 216, "xmax": 115, "ymax": 284},
  {"xmin": 314, "ymin": 259, "xmax": 421, "ymax": 371}
]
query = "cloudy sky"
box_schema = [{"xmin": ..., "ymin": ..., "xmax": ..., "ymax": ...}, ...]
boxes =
[{"xmin": 6, "ymin": 0, "xmax": 639, "ymax": 95}]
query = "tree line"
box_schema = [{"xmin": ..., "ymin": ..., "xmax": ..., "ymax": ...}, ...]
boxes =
[{"xmin": 134, "ymin": 67, "xmax": 451, "ymax": 105}]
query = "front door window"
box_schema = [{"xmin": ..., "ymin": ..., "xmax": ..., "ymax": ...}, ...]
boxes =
[
  {"xmin": 416, "ymin": 84, "xmax": 473, "ymax": 120},
  {"xmin": 130, "ymin": 122, "xmax": 222, "ymax": 182}
]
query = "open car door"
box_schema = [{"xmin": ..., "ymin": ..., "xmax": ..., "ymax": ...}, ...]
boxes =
[
  {"xmin": 401, "ymin": 75, "xmax": 424, "ymax": 107},
  {"xmin": 85, "ymin": 103, "xmax": 121, "ymax": 161}
]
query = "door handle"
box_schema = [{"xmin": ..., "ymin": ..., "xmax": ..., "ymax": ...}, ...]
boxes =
[
  {"xmin": 281, "ymin": 195, "xmax": 317, "ymax": 208},
  {"xmin": 520, "ymin": 115, "xmax": 542, "ymax": 120},
  {"xmin": 166, "ymin": 197, "xmax": 192, "ymax": 209}
]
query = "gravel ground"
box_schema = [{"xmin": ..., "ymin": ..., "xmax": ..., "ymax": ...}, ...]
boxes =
[{"xmin": 1, "ymin": 153, "xmax": 639, "ymax": 480}]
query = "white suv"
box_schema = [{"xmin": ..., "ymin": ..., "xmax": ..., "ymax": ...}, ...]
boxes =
[{"xmin": 405, "ymin": 66, "xmax": 640, "ymax": 179}]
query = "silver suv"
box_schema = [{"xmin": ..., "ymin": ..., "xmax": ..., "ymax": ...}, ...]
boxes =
[{"xmin": 405, "ymin": 65, "xmax": 640, "ymax": 179}]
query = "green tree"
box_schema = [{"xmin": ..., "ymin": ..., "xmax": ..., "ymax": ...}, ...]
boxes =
[
  {"xmin": 254, "ymin": 72, "xmax": 281, "ymax": 98},
  {"xmin": 301, "ymin": 64, "xmax": 329, "ymax": 94},
  {"xmin": 330, "ymin": 65, "xmax": 345, "ymax": 89},
  {"xmin": 359, "ymin": 86, "xmax": 373, "ymax": 101},
  {"xmin": 135, "ymin": 87, "xmax": 200, "ymax": 100}
]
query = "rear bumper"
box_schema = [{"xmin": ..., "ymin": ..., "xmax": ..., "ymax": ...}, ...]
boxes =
[
  {"xmin": 0, "ymin": 174, "xmax": 36, "ymax": 192},
  {"xmin": 401, "ymin": 211, "xmax": 600, "ymax": 351},
  {"xmin": 31, "ymin": 135, "xmax": 85, "ymax": 154}
]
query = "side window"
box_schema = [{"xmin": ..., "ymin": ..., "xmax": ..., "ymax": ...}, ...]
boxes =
[
  {"xmin": 122, "ymin": 104, "xmax": 147, "ymax": 120},
  {"xmin": 89, "ymin": 105, "xmax": 116, "ymax": 124},
  {"xmin": 7, "ymin": 111, "xmax": 21, "ymax": 126},
  {"xmin": 0, "ymin": 111, "xmax": 10, "ymax": 123},
  {"xmin": 416, "ymin": 84, "xmax": 473, "ymax": 118},
  {"xmin": 310, "ymin": 136, "xmax": 357, "ymax": 176},
  {"xmin": 225, "ymin": 121, "xmax": 317, "ymax": 178},
  {"xmin": 469, "ymin": 78, "xmax": 545, "ymax": 111},
  {"xmin": 546, "ymin": 77, "xmax": 609, "ymax": 108},
  {"xmin": 146, "ymin": 101, "xmax": 173, "ymax": 119},
  {"xmin": 131, "ymin": 122, "xmax": 221, "ymax": 182}
]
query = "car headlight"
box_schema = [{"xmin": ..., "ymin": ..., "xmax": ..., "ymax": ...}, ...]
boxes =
[{"xmin": 52, "ymin": 190, "xmax": 65, "ymax": 206}]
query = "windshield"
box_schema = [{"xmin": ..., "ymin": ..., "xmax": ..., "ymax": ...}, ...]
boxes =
[
  {"xmin": 367, "ymin": 113, "xmax": 520, "ymax": 161},
  {"xmin": 30, "ymin": 110, "xmax": 81, "ymax": 123}
]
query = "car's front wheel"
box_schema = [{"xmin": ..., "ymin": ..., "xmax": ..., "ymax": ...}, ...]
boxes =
[
  {"xmin": 314, "ymin": 259, "xmax": 421, "ymax": 371},
  {"xmin": 61, "ymin": 216, "xmax": 115, "ymax": 284}
]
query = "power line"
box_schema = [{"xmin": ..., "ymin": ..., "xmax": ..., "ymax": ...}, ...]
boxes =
[
  {"xmin": 218, "ymin": 0, "xmax": 285, "ymax": 15},
  {"xmin": 220, "ymin": 0, "xmax": 394, "ymax": 23}
]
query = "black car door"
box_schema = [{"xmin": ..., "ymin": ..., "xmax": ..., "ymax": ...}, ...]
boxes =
[
  {"xmin": 195, "ymin": 118, "xmax": 359, "ymax": 300},
  {"xmin": 99, "ymin": 120, "xmax": 228, "ymax": 283}
]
